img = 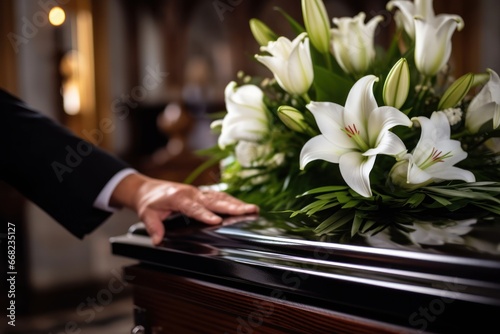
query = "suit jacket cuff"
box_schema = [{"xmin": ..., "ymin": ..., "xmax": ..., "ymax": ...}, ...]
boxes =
[{"xmin": 93, "ymin": 168, "xmax": 137, "ymax": 212}]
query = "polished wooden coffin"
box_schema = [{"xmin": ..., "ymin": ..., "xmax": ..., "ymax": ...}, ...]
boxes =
[{"xmin": 111, "ymin": 213, "xmax": 500, "ymax": 333}]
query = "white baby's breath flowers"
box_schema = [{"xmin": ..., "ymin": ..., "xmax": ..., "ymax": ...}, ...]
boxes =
[{"xmin": 442, "ymin": 107, "xmax": 463, "ymax": 126}]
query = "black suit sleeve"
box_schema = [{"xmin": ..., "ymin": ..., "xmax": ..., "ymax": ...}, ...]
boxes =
[{"xmin": 0, "ymin": 89, "xmax": 130, "ymax": 238}]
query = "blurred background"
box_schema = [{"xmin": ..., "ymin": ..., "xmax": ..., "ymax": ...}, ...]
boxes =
[{"xmin": 0, "ymin": 0, "xmax": 499, "ymax": 332}]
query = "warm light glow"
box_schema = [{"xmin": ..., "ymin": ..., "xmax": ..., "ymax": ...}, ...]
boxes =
[
  {"xmin": 63, "ymin": 83, "xmax": 81, "ymax": 115},
  {"xmin": 49, "ymin": 7, "xmax": 66, "ymax": 26}
]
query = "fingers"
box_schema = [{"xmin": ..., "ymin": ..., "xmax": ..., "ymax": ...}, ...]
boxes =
[
  {"xmin": 176, "ymin": 198, "xmax": 223, "ymax": 225},
  {"xmin": 136, "ymin": 180, "xmax": 260, "ymax": 241},
  {"xmin": 199, "ymin": 191, "xmax": 259, "ymax": 216},
  {"xmin": 141, "ymin": 210, "xmax": 166, "ymax": 246}
]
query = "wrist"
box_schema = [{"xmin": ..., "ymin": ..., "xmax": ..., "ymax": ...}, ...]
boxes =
[{"xmin": 109, "ymin": 172, "xmax": 150, "ymax": 211}]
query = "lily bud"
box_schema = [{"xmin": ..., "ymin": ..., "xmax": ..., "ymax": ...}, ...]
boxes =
[
  {"xmin": 414, "ymin": 15, "xmax": 464, "ymax": 77},
  {"xmin": 472, "ymin": 72, "xmax": 490, "ymax": 87},
  {"xmin": 250, "ymin": 18, "xmax": 277, "ymax": 47},
  {"xmin": 383, "ymin": 58, "xmax": 410, "ymax": 109},
  {"xmin": 438, "ymin": 72, "xmax": 474, "ymax": 110},
  {"xmin": 465, "ymin": 69, "xmax": 500, "ymax": 134},
  {"xmin": 331, "ymin": 12, "xmax": 383, "ymax": 76},
  {"xmin": 302, "ymin": 0, "xmax": 331, "ymax": 54},
  {"xmin": 256, "ymin": 33, "xmax": 314, "ymax": 96},
  {"xmin": 277, "ymin": 105, "xmax": 314, "ymax": 135}
]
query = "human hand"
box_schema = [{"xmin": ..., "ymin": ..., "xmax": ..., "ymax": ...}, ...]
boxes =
[{"xmin": 111, "ymin": 173, "xmax": 259, "ymax": 245}]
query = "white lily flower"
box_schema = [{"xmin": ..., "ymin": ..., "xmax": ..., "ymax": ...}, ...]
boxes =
[
  {"xmin": 300, "ymin": 75, "xmax": 412, "ymax": 197},
  {"xmin": 218, "ymin": 81, "xmax": 268, "ymax": 149},
  {"xmin": 403, "ymin": 112, "xmax": 475, "ymax": 186},
  {"xmin": 255, "ymin": 33, "xmax": 313, "ymax": 96},
  {"xmin": 387, "ymin": 0, "xmax": 436, "ymax": 39},
  {"xmin": 465, "ymin": 69, "xmax": 500, "ymax": 134},
  {"xmin": 331, "ymin": 12, "xmax": 383, "ymax": 76},
  {"xmin": 414, "ymin": 14, "xmax": 464, "ymax": 77}
]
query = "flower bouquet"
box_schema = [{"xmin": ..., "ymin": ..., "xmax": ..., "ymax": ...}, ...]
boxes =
[{"xmin": 197, "ymin": 0, "xmax": 500, "ymax": 240}]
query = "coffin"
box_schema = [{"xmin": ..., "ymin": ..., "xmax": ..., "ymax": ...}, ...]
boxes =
[{"xmin": 111, "ymin": 213, "xmax": 500, "ymax": 333}]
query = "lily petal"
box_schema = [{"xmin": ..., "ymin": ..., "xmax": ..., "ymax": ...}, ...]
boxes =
[
  {"xmin": 494, "ymin": 103, "xmax": 500, "ymax": 129},
  {"xmin": 339, "ymin": 152, "xmax": 376, "ymax": 197},
  {"xmin": 364, "ymin": 131, "xmax": 407, "ymax": 157},
  {"xmin": 466, "ymin": 102, "xmax": 497, "ymax": 133},
  {"xmin": 344, "ymin": 75, "xmax": 379, "ymax": 140},
  {"xmin": 466, "ymin": 69, "xmax": 500, "ymax": 133},
  {"xmin": 227, "ymin": 84, "xmax": 266, "ymax": 108},
  {"xmin": 402, "ymin": 111, "xmax": 475, "ymax": 187},
  {"xmin": 219, "ymin": 119, "xmax": 267, "ymax": 148},
  {"xmin": 426, "ymin": 166, "xmax": 476, "ymax": 183},
  {"xmin": 330, "ymin": 13, "xmax": 382, "ymax": 75},
  {"xmin": 256, "ymin": 33, "xmax": 313, "ymax": 95},
  {"xmin": 407, "ymin": 161, "xmax": 433, "ymax": 184},
  {"xmin": 468, "ymin": 69, "xmax": 500, "ymax": 110},
  {"xmin": 367, "ymin": 106, "xmax": 412, "ymax": 147},
  {"xmin": 286, "ymin": 38, "xmax": 314, "ymax": 95},
  {"xmin": 254, "ymin": 55, "xmax": 288, "ymax": 91},
  {"xmin": 306, "ymin": 101, "xmax": 357, "ymax": 149},
  {"xmin": 219, "ymin": 82, "xmax": 269, "ymax": 149},
  {"xmin": 300, "ymin": 135, "xmax": 345, "ymax": 168},
  {"xmin": 414, "ymin": 15, "xmax": 462, "ymax": 76}
]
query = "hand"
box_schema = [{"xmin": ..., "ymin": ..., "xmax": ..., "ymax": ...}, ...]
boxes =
[{"xmin": 110, "ymin": 173, "xmax": 259, "ymax": 245}]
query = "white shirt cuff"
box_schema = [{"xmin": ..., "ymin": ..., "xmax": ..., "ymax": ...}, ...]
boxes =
[{"xmin": 93, "ymin": 168, "xmax": 137, "ymax": 212}]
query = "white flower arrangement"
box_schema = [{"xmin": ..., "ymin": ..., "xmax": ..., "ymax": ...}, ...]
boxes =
[{"xmin": 198, "ymin": 0, "xmax": 500, "ymax": 238}]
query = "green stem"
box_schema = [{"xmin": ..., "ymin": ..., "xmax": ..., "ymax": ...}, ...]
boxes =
[
  {"xmin": 466, "ymin": 130, "xmax": 500, "ymax": 151},
  {"xmin": 451, "ymin": 129, "xmax": 468, "ymax": 140},
  {"xmin": 324, "ymin": 52, "xmax": 332, "ymax": 71},
  {"xmin": 412, "ymin": 75, "xmax": 431, "ymax": 116},
  {"xmin": 302, "ymin": 92, "xmax": 312, "ymax": 104}
]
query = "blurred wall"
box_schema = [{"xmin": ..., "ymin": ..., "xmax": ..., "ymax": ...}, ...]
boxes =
[{"xmin": 3, "ymin": 0, "xmax": 139, "ymax": 297}]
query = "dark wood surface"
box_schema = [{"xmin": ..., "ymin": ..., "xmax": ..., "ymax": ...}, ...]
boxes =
[
  {"xmin": 124, "ymin": 264, "xmax": 416, "ymax": 334},
  {"xmin": 111, "ymin": 214, "xmax": 500, "ymax": 333}
]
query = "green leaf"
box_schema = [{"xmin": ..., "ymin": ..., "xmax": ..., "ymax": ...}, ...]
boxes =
[
  {"xmin": 314, "ymin": 210, "xmax": 353, "ymax": 234},
  {"xmin": 336, "ymin": 192, "xmax": 352, "ymax": 204},
  {"xmin": 273, "ymin": 7, "xmax": 305, "ymax": 35},
  {"xmin": 368, "ymin": 223, "xmax": 389, "ymax": 236},
  {"xmin": 465, "ymin": 181, "xmax": 498, "ymax": 186},
  {"xmin": 308, "ymin": 202, "xmax": 341, "ymax": 215},
  {"xmin": 424, "ymin": 187, "xmax": 500, "ymax": 205},
  {"xmin": 298, "ymin": 185, "xmax": 349, "ymax": 196},
  {"xmin": 298, "ymin": 199, "xmax": 331, "ymax": 214},
  {"xmin": 184, "ymin": 152, "xmax": 226, "ymax": 184},
  {"xmin": 361, "ymin": 220, "xmax": 376, "ymax": 233},
  {"xmin": 405, "ymin": 193, "xmax": 426, "ymax": 207},
  {"xmin": 312, "ymin": 65, "xmax": 353, "ymax": 104},
  {"xmin": 342, "ymin": 200, "xmax": 361, "ymax": 209},
  {"xmin": 475, "ymin": 203, "xmax": 500, "ymax": 215},
  {"xmin": 351, "ymin": 213, "xmax": 363, "ymax": 237},
  {"xmin": 316, "ymin": 193, "xmax": 343, "ymax": 200},
  {"xmin": 426, "ymin": 194, "xmax": 453, "ymax": 206},
  {"xmin": 463, "ymin": 186, "xmax": 500, "ymax": 192}
]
